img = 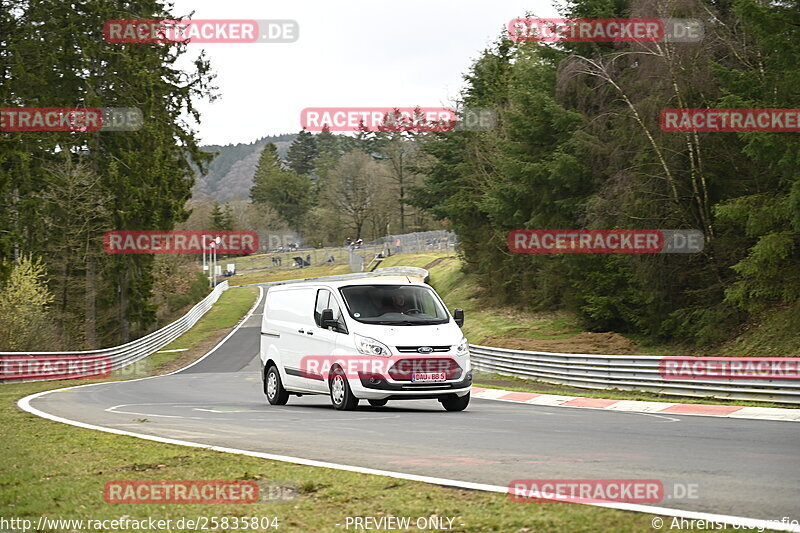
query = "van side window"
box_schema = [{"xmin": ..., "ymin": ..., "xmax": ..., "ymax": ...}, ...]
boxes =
[
  {"xmin": 314, "ymin": 290, "xmax": 331, "ymax": 327},
  {"xmin": 328, "ymin": 294, "xmax": 343, "ymax": 323}
]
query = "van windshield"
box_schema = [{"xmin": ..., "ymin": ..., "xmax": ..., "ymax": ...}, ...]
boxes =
[{"xmin": 339, "ymin": 285, "xmax": 450, "ymax": 325}]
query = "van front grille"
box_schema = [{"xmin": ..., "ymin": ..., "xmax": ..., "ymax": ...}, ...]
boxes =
[{"xmin": 396, "ymin": 346, "xmax": 451, "ymax": 353}]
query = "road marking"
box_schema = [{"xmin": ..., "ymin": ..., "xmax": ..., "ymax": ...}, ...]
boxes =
[
  {"xmin": 14, "ymin": 284, "xmax": 800, "ymax": 532},
  {"xmin": 17, "ymin": 390, "xmax": 800, "ymax": 533},
  {"xmin": 631, "ymin": 412, "xmax": 682, "ymax": 422}
]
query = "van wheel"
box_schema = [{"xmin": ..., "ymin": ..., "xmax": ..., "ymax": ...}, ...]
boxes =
[
  {"xmin": 440, "ymin": 392, "xmax": 469, "ymax": 412},
  {"xmin": 330, "ymin": 367, "xmax": 359, "ymax": 410},
  {"xmin": 368, "ymin": 399, "xmax": 388, "ymax": 407},
  {"xmin": 265, "ymin": 365, "xmax": 289, "ymax": 406}
]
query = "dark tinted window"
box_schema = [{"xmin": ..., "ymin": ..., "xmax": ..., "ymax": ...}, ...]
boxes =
[{"xmin": 339, "ymin": 285, "xmax": 448, "ymax": 325}]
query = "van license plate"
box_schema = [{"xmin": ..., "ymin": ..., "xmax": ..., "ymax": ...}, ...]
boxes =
[{"xmin": 411, "ymin": 373, "xmax": 446, "ymax": 382}]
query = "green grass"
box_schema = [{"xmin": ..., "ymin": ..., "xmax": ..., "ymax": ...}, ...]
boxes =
[
  {"xmin": 0, "ymin": 260, "xmax": 783, "ymax": 531},
  {"xmin": 426, "ymin": 257, "xmax": 583, "ymax": 344},
  {"xmin": 377, "ymin": 251, "xmax": 454, "ymax": 269},
  {"xmin": 2, "ymin": 380, "xmax": 736, "ymax": 532},
  {"xmin": 159, "ymin": 286, "xmax": 259, "ymax": 351},
  {"xmin": 229, "ymin": 263, "xmax": 352, "ymax": 286},
  {"xmin": 1, "ymin": 284, "xmax": 717, "ymax": 533},
  {"xmin": 147, "ymin": 286, "xmax": 259, "ymax": 373}
]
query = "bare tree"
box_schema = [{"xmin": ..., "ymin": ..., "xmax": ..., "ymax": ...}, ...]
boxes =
[{"xmin": 325, "ymin": 150, "xmax": 385, "ymax": 239}]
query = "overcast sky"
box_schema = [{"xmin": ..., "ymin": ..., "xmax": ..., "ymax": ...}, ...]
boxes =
[{"xmin": 170, "ymin": 0, "xmax": 558, "ymax": 146}]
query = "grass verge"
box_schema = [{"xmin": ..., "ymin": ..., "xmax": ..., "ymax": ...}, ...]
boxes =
[
  {"xmin": 2, "ymin": 275, "xmax": 711, "ymax": 532},
  {"xmin": 146, "ymin": 285, "xmax": 260, "ymax": 375},
  {"xmin": 4, "ymin": 379, "xmax": 729, "ymax": 532},
  {"xmin": 228, "ymin": 264, "xmax": 351, "ymax": 286}
]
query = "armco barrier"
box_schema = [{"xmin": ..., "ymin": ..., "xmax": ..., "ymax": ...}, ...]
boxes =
[
  {"xmin": 0, "ymin": 281, "xmax": 229, "ymax": 383},
  {"xmin": 469, "ymin": 344, "xmax": 800, "ymax": 404}
]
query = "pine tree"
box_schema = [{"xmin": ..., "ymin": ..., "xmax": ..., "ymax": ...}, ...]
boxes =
[
  {"xmin": 210, "ymin": 202, "xmax": 234, "ymax": 230},
  {"xmin": 0, "ymin": 0, "xmax": 215, "ymax": 345},
  {"xmin": 285, "ymin": 129, "xmax": 318, "ymax": 176},
  {"xmin": 312, "ymin": 125, "xmax": 343, "ymax": 192},
  {"xmin": 251, "ymin": 143, "xmax": 313, "ymax": 230}
]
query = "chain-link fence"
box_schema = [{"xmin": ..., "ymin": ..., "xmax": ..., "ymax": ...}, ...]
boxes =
[
  {"xmin": 370, "ymin": 230, "xmax": 457, "ymax": 255},
  {"xmin": 346, "ymin": 230, "xmax": 458, "ymax": 272},
  {"xmin": 228, "ymin": 231, "xmax": 457, "ymax": 274}
]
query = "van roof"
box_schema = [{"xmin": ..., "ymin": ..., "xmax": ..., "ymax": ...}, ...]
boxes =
[{"xmin": 270, "ymin": 276, "xmax": 423, "ymax": 291}]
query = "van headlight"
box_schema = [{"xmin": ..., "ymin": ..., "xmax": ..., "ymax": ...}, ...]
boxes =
[
  {"xmin": 355, "ymin": 334, "xmax": 391, "ymax": 356},
  {"xmin": 456, "ymin": 337, "xmax": 469, "ymax": 356}
]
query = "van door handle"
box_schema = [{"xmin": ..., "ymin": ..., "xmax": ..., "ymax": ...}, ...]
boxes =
[
  {"xmin": 306, "ymin": 331, "xmax": 314, "ymax": 335},
  {"xmin": 297, "ymin": 329, "xmax": 305, "ymax": 334}
]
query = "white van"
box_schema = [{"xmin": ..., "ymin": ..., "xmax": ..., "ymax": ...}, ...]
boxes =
[{"xmin": 259, "ymin": 278, "xmax": 471, "ymax": 411}]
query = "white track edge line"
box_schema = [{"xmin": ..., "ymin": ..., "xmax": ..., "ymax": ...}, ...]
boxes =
[
  {"xmin": 9, "ymin": 285, "xmax": 264, "ymax": 400},
  {"xmin": 15, "ymin": 284, "xmax": 800, "ymax": 532},
  {"xmin": 171, "ymin": 285, "xmax": 264, "ymax": 375},
  {"xmin": 16, "ymin": 391, "xmax": 800, "ymax": 532}
]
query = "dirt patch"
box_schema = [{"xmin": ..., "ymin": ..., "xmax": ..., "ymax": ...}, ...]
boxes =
[
  {"xmin": 481, "ymin": 331, "xmax": 640, "ymax": 355},
  {"xmin": 154, "ymin": 329, "xmax": 231, "ymax": 375}
]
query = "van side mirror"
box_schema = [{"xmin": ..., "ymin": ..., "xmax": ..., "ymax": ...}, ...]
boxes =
[
  {"xmin": 321, "ymin": 308, "xmax": 337, "ymax": 329},
  {"xmin": 453, "ymin": 308, "xmax": 464, "ymax": 327}
]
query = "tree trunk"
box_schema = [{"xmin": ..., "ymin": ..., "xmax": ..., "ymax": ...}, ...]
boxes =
[{"xmin": 85, "ymin": 254, "xmax": 97, "ymax": 348}]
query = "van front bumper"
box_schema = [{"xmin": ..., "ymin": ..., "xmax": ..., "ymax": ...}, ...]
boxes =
[{"xmin": 351, "ymin": 370, "xmax": 472, "ymax": 400}]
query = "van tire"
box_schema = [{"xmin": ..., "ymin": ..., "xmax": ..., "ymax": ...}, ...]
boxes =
[
  {"xmin": 330, "ymin": 367, "xmax": 359, "ymax": 410},
  {"xmin": 265, "ymin": 365, "xmax": 289, "ymax": 406},
  {"xmin": 440, "ymin": 392, "xmax": 469, "ymax": 412},
  {"xmin": 368, "ymin": 399, "xmax": 388, "ymax": 407}
]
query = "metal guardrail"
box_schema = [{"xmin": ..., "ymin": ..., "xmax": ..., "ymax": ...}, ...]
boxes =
[
  {"xmin": 0, "ymin": 281, "xmax": 229, "ymax": 382},
  {"xmin": 470, "ymin": 344, "xmax": 800, "ymax": 404}
]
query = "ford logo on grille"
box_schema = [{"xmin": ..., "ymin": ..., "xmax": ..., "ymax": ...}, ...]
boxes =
[{"xmin": 417, "ymin": 346, "xmax": 434, "ymax": 354}]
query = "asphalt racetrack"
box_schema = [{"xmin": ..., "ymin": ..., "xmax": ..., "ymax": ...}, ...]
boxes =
[{"xmin": 25, "ymin": 286, "xmax": 800, "ymax": 524}]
